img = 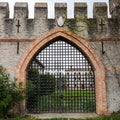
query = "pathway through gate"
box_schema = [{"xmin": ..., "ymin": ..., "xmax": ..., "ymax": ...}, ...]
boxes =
[{"xmin": 26, "ymin": 37, "xmax": 95, "ymax": 113}]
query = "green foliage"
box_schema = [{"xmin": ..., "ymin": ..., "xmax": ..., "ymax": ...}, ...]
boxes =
[
  {"xmin": 11, "ymin": 116, "xmax": 38, "ymax": 120},
  {"xmin": 64, "ymin": 17, "xmax": 96, "ymax": 34},
  {"xmin": 27, "ymin": 69, "xmax": 39, "ymax": 97},
  {"xmin": 0, "ymin": 116, "xmax": 38, "ymax": 120},
  {"xmin": 0, "ymin": 66, "xmax": 25, "ymax": 118},
  {"xmin": 39, "ymin": 74, "xmax": 56, "ymax": 94},
  {"xmin": 27, "ymin": 69, "xmax": 56, "ymax": 110},
  {"xmin": 27, "ymin": 69, "xmax": 56, "ymax": 95}
]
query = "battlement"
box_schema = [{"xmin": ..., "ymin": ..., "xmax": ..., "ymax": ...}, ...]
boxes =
[
  {"xmin": 0, "ymin": 2, "xmax": 119, "ymax": 40},
  {"xmin": 0, "ymin": 1, "xmax": 111, "ymax": 19},
  {"xmin": 110, "ymin": 0, "xmax": 119, "ymax": 13},
  {"xmin": 0, "ymin": 2, "xmax": 112, "ymax": 39},
  {"xmin": 0, "ymin": 2, "xmax": 111, "ymax": 20},
  {"xmin": 0, "ymin": 2, "xmax": 9, "ymax": 18}
]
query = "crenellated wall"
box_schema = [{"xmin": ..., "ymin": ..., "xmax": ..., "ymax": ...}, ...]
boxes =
[
  {"xmin": 0, "ymin": 2, "xmax": 119, "ymax": 38},
  {"xmin": 110, "ymin": 0, "xmax": 119, "ymax": 13},
  {"xmin": 0, "ymin": 2, "xmax": 120, "ymax": 114}
]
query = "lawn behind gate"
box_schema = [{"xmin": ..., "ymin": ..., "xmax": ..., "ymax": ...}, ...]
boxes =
[{"xmin": 29, "ymin": 89, "xmax": 95, "ymax": 113}]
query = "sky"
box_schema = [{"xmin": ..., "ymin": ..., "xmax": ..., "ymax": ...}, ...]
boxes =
[{"xmin": 0, "ymin": 0, "xmax": 111, "ymax": 18}]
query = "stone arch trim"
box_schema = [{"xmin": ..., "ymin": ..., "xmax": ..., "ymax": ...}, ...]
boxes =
[{"xmin": 16, "ymin": 27, "xmax": 108, "ymax": 115}]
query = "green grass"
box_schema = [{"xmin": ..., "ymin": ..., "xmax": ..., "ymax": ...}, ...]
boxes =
[
  {"xmin": 27, "ymin": 90, "xmax": 95, "ymax": 112},
  {"xmin": 54, "ymin": 90, "xmax": 95, "ymax": 97}
]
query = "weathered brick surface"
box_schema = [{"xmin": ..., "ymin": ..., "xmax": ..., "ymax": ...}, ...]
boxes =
[
  {"xmin": 110, "ymin": 0, "xmax": 119, "ymax": 13},
  {"xmin": 106, "ymin": 71, "xmax": 120, "ymax": 112},
  {"xmin": 90, "ymin": 41, "xmax": 120, "ymax": 112}
]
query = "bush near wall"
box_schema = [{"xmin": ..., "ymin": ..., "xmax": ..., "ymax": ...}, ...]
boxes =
[{"xmin": 0, "ymin": 66, "xmax": 25, "ymax": 118}]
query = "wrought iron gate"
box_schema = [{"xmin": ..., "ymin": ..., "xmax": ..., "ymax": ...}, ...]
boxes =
[{"xmin": 27, "ymin": 38, "xmax": 95, "ymax": 113}]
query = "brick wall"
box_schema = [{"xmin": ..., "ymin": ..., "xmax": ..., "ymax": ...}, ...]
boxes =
[{"xmin": 0, "ymin": 2, "xmax": 120, "ymax": 114}]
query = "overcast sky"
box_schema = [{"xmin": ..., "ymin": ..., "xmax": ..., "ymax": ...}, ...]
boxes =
[{"xmin": 0, "ymin": 0, "xmax": 111, "ymax": 18}]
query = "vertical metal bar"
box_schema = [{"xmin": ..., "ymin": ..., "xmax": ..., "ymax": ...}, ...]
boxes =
[
  {"xmin": 17, "ymin": 42, "xmax": 19, "ymax": 54},
  {"xmin": 101, "ymin": 41, "xmax": 105, "ymax": 54}
]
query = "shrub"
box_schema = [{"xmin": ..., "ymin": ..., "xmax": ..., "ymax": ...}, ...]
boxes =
[
  {"xmin": 27, "ymin": 69, "xmax": 56, "ymax": 95},
  {"xmin": 26, "ymin": 69, "xmax": 56, "ymax": 111},
  {"xmin": 0, "ymin": 66, "xmax": 25, "ymax": 118},
  {"xmin": 39, "ymin": 74, "xmax": 56, "ymax": 95}
]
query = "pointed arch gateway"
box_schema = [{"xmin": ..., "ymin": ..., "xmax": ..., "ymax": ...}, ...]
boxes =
[{"xmin": 16, "ymin": 27, "xmax": 108, "ymax": 115}]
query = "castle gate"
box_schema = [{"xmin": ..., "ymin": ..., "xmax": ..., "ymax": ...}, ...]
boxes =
[
  {"xmin": 27, "ymin": 37, "xmax": 95, "ymax": 113},
  {"xmin": 16, "ymin": 28, "xmax": 107, "ymax": 114}
]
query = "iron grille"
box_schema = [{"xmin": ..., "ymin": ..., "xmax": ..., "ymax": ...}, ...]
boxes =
[{"xmin": 27, "ymin": 38, "xmax": 95, "ymax": 113}]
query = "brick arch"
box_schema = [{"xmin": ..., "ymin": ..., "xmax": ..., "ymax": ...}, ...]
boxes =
[{"xmin": 16, "ymin": 27, "xmax": 108, "ymax": 115}]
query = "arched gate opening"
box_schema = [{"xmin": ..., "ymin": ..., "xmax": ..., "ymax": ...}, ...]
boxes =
[
  {"xmin": 27, "ymin": 37, "xmax": 95, "ymax": 113},
  {"xmin": 16, "ymin": 28, "xmax": 107, "ymax": 115}
]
